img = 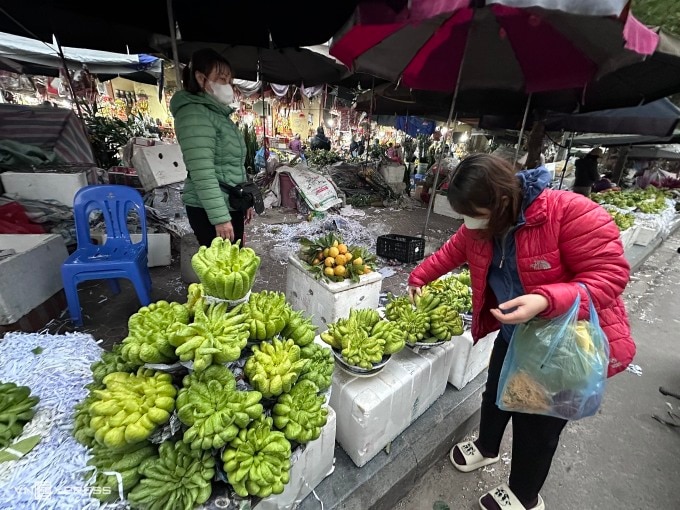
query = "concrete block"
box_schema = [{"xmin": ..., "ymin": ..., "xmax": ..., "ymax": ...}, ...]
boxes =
[
  {"xmin": 433, "ymin": 192, "xmax": 463, "ymax": 220},
  {"xmin": 448, "ymin": 330, "xmax": 497, "ymax": 390},
  {"xmin": 285, "ymin": 256, "xmax": 383, "ymax": 330},
  {"xmin": 131, "ymin": 144, "xmax": 187, "ymax": 191},
  {"xmin": 90, "ymin": 232, "xmax": 171, "ymax": 267},
  {"xmin": 0, "ymin": 171, "xmax": 88, "ymax": 207},
  {"xmin": 255, "ymin": 407, "xmax": 336, "ymax": 510},
  {"xmin": 0, "ymin": 234, "xmax": 68, "ymax": 325},
  {"xmin": 330, "ymin": 343, "xmax": 455, "ymax": 467}
]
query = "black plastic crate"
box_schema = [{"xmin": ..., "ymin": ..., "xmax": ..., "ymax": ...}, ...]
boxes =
[{"xmin": 376, "ymin": 234, "xmax": 425, "ymax": 263}]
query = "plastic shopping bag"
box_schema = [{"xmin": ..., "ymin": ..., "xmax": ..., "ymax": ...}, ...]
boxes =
[{"xmin": 496, "ymin": 285, "xmax": 610, "ymax": 420}]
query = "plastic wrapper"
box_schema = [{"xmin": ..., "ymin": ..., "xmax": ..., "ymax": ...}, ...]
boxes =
[{"xmin": 497, "ymin": 285, "xmax": 609, "ymax": 420}]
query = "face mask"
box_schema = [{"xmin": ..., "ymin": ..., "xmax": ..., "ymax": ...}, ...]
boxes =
[
  {"xmin": 208, "ymin": 82, "xmax": 234, "ymax": 105},
  {"xmin": 462, "ymin": 215, "xmax": 489, "ymax": 230}
]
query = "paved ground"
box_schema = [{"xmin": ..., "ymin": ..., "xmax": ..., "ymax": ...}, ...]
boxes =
[
  {"xmin": 394, "ymin": 230, "xmax": 680, "ymax": 510},
  {"xmin": 47, "ymin": 198, "xmax": 460, "ymax": 350}
]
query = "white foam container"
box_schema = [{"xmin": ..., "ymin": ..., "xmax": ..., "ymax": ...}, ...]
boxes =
[
  {"xmin": 131, "ymin": 144, "xmax": 187, "ymax": 191},
  {"xmin": 448, "ymin": 330, "xmax": 497, "ymax": 390},
  {"xmin": 1, "ymin": 171, "xmax": 88, "ymax": 207},
  {"xmin": 285, "ymin": 256, "xmax": 383, "ymax": 330},
  {"xmin": 0, "ymin": 234, "xmax": 68, "ymax": 325},
  {"xmin": 433, "ymin": 193, "xmax": 463, "ymax": 220}
]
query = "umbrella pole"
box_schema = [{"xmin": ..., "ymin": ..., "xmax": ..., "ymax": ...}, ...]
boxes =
[
  {"xmin": 166, "ymin": 0, "xmax": 183, "ymax": 89},
  {"xmin": 422, "ymin": 7, "xmax": 477, "ymax": 238},
  {"xmin": 365, "ymin": 76, "xmax": 375, "ymax": 165},
  {"xmin": 513, "ymin": 92, "xmax": 533, "ymax": 167},
  {"xmin": 558, "ymin": 131, "xmax": 576, "ymax": 190}
]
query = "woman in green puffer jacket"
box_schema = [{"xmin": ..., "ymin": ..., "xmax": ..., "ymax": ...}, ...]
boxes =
[{"xmin": 170, "ymin": 49, "xmax": 252, "ymax": 247}]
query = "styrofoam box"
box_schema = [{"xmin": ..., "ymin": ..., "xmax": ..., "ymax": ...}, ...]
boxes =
[
  {"xmin": 285, "ymin": 256, "xmax": 383, "ymax": 330},
  {"xmin": 448, "ymin": 330, "xmax": 497, "ymax": 390},
  {"xmin": 0, "ymin": 171, "xmax": 88, "ymax": 207},
  {"xmin": 633, "ymin": 225, "xmax": 658, "ymax": 247},
  {"xmin": 619, "ymin": 226, "xmax": 639, "ymax": 251},
  {"xmin": 131, "ymin": 144, "xmax": 187, "ymax": 191},
  {"xmin": 330, "ymin": 343, "xmax": 456, "ymax": 467},
  {"xmin": 379, "ymin": 164, "xmax": 405, "ymax": 183},
  {"xmin": 433, "ymin": 193, "xmax": 463, "ymax": 220},
  {"xmin": 255, "ymin": 407, "xmax": 336, "ymax": 510},
  {"xmin": 0, "ymin": 234, "xmax": 68, "ymax": 325},
  {"xmin": 89, "ymin": 231, "xmax": 171, "ymax": 267}
]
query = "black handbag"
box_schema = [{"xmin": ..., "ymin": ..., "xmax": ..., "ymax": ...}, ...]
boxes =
[{"xmin": 219, "ymin": 181, "xmax": 265, "ymax": 214}]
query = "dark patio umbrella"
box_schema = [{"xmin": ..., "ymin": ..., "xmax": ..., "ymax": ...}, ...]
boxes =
[
  {"xmin": 172, "ymin": 42, "xmax": 348, "ymax": 86},
  {"xmin": 0, "ymin": 1, "xmax": 359, "ymax": 52}
]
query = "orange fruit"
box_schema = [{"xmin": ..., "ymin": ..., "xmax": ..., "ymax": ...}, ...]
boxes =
[
  {"xmin": 338, "ymin": 243, "xmax": 348, "ymax": 254},
  {"xmin": 324, "ymin": 257, "xmax": 335, "ymax": 267},
  {"xmin": 332, "ymin": 240, "xmax": 339, "ymax": 247},
  {"xmin": 328, "ymin": 247, "xmax": 340, "ymax": 258},
  {"xmin": 364, "ymin": 267, "xmax": 372, "ymax": 274},
  {"xmin": 324, "ymin": 267, "xmax": 335, "ymax": 277},
  {"xmin": 316, "ymin": 251, "xmax": 323, "ymax": 259},
  {"xmin": 353, "ymin": 257, "xmax": 363, "ymax": 266},
  {"xmin": 312, "ymin": 258, "xmax": 321, "ymax": 265},
  {"xmin": 335, "ymin": 255, "xmax": 346, "ymax": 266},
  {"xmin": 344, "ymin": 252, "xmax": 353, "ymax": 262},
  {"xmin": 334, "ymin": 265, "xmax": 346, "ymax": 276},
  {"xmin": 323, "ymin": 248, "xmax": 330, "ymax": 258}
]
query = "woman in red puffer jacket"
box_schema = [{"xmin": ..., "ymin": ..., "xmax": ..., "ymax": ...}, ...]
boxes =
[{"xmin": 408, "ymin": 154, "xmax": 634, "ymax": 510}]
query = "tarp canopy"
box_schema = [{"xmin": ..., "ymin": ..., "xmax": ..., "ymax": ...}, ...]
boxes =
[
  {"xmin": 0, "ymin": 104, "xmax": 95, "ymax": 166},
  {"xmin": 626, "ymin": 146, "xmax": 680, "ymax": 160},
  {"xmin": 0, "ymin": 32, "xmax": 163, "ymax": 85},
  {"xmin": 573, "ymin": 132, "xmax": 680, "ymax": 146}
]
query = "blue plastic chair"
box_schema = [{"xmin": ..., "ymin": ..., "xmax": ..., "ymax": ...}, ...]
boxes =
[{"xmin": 62, "ymin": 185, "xmax": 152, "ymax": 326}]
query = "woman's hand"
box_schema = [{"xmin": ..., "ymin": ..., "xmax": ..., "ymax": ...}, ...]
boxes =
[
  {"xmin": 215, "ymin": 221, "xmax": 234, "ymax": 241},
  {"xmin": 407, "ymin": 285, "xmax": 422, "ymax": 303},
  {"xmin": 245, "ymin": 207, "xmax": 255, "ymax": 225},
  {"xmin": 490, "ymin": 294, "xmax": 549, "ymax": 324}
]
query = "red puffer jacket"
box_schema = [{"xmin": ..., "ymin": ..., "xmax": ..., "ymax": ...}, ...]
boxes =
[{"xmin": 409, "ymin": 189, "xmax": 635, "ymax": 377}]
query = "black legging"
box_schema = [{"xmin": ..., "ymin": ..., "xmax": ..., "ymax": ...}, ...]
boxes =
[
  {"xmin": 479, "ymin": 334, "xmax": 568, "ymax": 503},
  {"xmin": 186, "ymin": 206, "xmax": 245, "ymax": 247}
]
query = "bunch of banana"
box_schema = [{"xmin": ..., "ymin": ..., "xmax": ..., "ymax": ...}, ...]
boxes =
[
  {"xmin": 428, "ymin": 304, "xmax": 464, "ymax": 340},
  {"xmin": 0, "ymin": 381, "xmax": 40, "ymax": 448}
]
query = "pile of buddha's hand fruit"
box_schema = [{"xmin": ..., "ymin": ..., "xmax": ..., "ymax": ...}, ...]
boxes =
[
  {"xmin": 320, "ymin": 309, "xmax": 406, "ymax": 368},
  {"xmin": 72, "ymin": 278, "xmax": 336, "ymax": 506}
]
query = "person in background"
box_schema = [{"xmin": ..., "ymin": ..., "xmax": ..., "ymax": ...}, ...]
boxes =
[
  {"xmin": 408, "ymin": 154, "xmax": 634, "ymax": 510},
  {"xmin": 573, "ymin": 148, "xmax": 603, "ymax": 197},
  {"xmin": 310, "ymin": 126, "xmax": 331, "ymax": 151},
  {"xmin": 386, "ymin": 143, "xmax": 401, "ymax": 163},
  {"xmin": 349, "ymin": 135, "xmax": 360, "ymax": 157},
  {"xmin": 592, "ymin": 172, "xmax": 621, "ymax": 193},
  {"xmin": 170, "ymin": 48, "xmax": 252, "ymax": 247},
  {"xmin": 289, "ymin": 133, "xmax": 302, "ymax": 156}
]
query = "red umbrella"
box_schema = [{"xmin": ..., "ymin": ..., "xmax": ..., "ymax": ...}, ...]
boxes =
[{"xmin": 331, "ymin": 0, "xmax": 658, "ymax": 93}]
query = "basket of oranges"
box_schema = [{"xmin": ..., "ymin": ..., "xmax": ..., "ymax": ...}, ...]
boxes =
[{"xmin": 299, "ymin": 233, "xmax": 376, "ymax": 283}]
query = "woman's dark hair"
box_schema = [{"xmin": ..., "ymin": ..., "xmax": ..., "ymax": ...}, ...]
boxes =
[
  {"xmin": 447, "ymin": 154, "xmax": 523, "ymax": 239},
  {"xmin": 182, "ymin": 49, "xmax": 232, "ymax": 94}
]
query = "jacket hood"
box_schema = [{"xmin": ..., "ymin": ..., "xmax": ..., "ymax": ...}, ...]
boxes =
[
  {"xmin": 517, "ymin": 167, "xmax": 551, "ymax": 210},
  {"xmin": 170, "ymin": 90, "xmax": 234, "ymax": 116}
]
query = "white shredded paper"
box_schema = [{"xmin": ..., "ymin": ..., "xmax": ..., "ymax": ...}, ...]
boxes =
[{"xmin": 0, "ymin": 332, "xmax": 104, "ymax": 510}]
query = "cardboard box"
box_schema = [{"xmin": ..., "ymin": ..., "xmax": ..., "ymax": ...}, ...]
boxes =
[
  {"xmin": 0, "ymin": 234, "xmax": 68, "ymax": 325},
  {"xmin": 285, "ymin": 256, "xmax": 383, "ymax": 330},
  {"xmin": 131, "ymin": 144, "xmax": 187, "ymax": 191},
  {"xmin": 0, "ymin": 171, "xmax": 88, "ymax": 207},
  {"xmin": 448, "ymin": 330, "xmax": 497, "ymax": 390},
  {"xmin": 255, "ymin": 407, "xmax": 336, "ymax": 510},
  {"xmin": 433, "ymin": 193, "xmax": 463, "ymax": 220},
  {"xmin": 90, "ymin": 231, "xmax": 172, "ymax": 267},
  {"xmin": 330, "ymin": 343, "xmax": 456, "ymax": 467}
]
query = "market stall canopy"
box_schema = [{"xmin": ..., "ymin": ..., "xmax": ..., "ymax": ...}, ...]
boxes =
[
  {"xmin": 626, "ymin": 146, "xmax": 680, "ymax": 160},
  {"xmin": 0, "ymin": 1, "xmax": 359, "ymax": 52},
  {"xmin": 173, "ymin": 43, "xmax": 348, "ymax": 86},
  {"xmin": 543, "ymin": 99, "xmax": 680, "ymax": 137},
  {"xmin": 0, "ymin": 103, "xmax": 95, "ymax": 167},
  {"xmin": 573, "ymin": 132, "xmax": 680, "ymax": 146},
  {"xmin": 0, "ymin": 32, "xmax": 162, "ymax": 85}
]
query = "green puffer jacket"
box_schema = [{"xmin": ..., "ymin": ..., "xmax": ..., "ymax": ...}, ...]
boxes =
[{"xmin": 170, "ymin": 90, "xmax": 246, "ymax": 225}]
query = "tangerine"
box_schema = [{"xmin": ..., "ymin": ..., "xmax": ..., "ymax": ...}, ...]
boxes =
[
  {"xmin": 338, "ymin": 243, "xmax": 348, "ymax": 254},
  {"xmin": 324, "ymin": 267, "xmax": 335, "ymax": 277},
  {"xmin": 334, "ymin": 265, "xmax": 347, "ymax": 276},
  {"xmin": 324, "ymin": 257, "xmax": 335, "ymax": 267},
  {"xmin": 353, "ymin": 257, "xmax": 363, "ymax": 266},
  {"xmin": 328, "ymin": 247, "xmax": 340, "ymax": 258},
  {"xmin": 335, "ymin": 255, "xmax": 346, "ymax": 266}
]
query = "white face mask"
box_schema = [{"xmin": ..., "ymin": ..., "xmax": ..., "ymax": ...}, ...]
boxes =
[
  {"xmin": 462, "ymin": 215, "xmax": 489, "ymax": 230},
  {"xmin": 208, "ymin": 81, "xmax": 234, "ymax": 105}
]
